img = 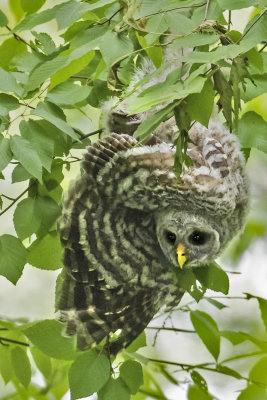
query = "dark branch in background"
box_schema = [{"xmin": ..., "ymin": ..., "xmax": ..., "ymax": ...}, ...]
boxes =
[
  {"xmin": 73, "ymin": 128, "xmax": 103, "ymax": 144},
  {"xmin": 0, "ymin": 182, "xmax": 35, "ymax": 217},
  {"xmin": 98, "ymin": 7, "xmax": 123, "ymax": 25},
  {"xmin": 237, "ymin": 8, "xmax": 267, "ymax": 44},
  {"xmin": 0, "ymin": 336, "xmax": 29, "ymax": 347},
  {"xmin": 5, "ymin": 25, "xmax": 37, "ymax": 52}
]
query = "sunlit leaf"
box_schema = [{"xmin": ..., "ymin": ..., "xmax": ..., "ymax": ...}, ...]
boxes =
[
  {"xmin": 190, "ymin": 310, "xmax": 220, "ymax": 360},
  {"xmin": 23, "ymin": 319, "xmax": 76, "ymax": 360},
  {"xmin": 120, "ymin": 360, "xmax": 143, "ymax": 394},
  {"xmin": 11, "ymin": 347, "xmax": 31, "ymax": 387},
  {"xmin": 98, "ymin": 377, "xmax": 130, "ymax": 400},
  {"xmin": 28, "ymin": 231, "xmax": 63, "ymax": 270},
  {"xmin": 69, "ymin": 350, "xmax": 110, "ymax": 399},
  {"xmin": 0, "ymin": 235, "xmax": 27, "ymax": 284}
]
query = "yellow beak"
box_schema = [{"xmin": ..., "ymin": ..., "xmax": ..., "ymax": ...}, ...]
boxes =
[{"xmin": 177, "ymin": 245, "xmax": 186, "ymax": 269}]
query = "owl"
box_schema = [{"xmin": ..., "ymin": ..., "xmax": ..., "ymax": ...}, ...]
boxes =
[{"xmin": 56, "ymin": 119, "xmax": 248, "ymax": 354}]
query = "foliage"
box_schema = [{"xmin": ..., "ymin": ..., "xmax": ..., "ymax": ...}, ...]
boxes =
[{"xmin": 0, "ymin": 0, "xmax": 267, "ymax": 399}]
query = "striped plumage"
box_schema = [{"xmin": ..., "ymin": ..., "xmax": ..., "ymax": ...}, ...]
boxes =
[{"xmin": 57, "ymin": 123, "xmax": 248, "ymax": 353}]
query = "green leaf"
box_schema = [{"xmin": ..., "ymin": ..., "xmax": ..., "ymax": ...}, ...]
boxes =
[
  {"xmin": 205, "ymin": 298, "xmax": 227, "ymax": 309},
  {"xmin": 0, "ymin": 93, "xmax": 20, "ymax": 116},
  {"xmin": 191, "ymin": 371, "xmax": 208, "ymax": 392},
  {"xmin": 23, "ymin": 319, "xmax": 76, "ymax": 360},
  {"xmin": 0, "ymin": 136, "xmax": 12, "ymax": 171},
  {"xmin": 13, "ymin": 198, "xmax": 41, "ymax": 240},
  {"xmin": 120, "ymin": 360, "xmax": 143, "ymax": 394},
  {"xmin": 218, "ymin": 0, "xmax": 263, "ymax": 10},
  {"xmin": 0, "ymin": 10, "xmax": 8, "ymax": 26},
  {"xmin": 99, "ymin": 31, "xmax": 134, "ymax": 66},
  {"xmin": 0, "ymin": 38, "xmax": 26, "ymax": 71},
  {"xmin": 237, "ymin": 112, "xmax": 267, "ymax": 153},
  {"xmin": 38, "ymin": 196, "xmax": 61, "ymax": 234},
  {"xmin": 220, "ymin": 330, "xmax": 251, "ymax": 345},
  {"xmin": 188, "ymin": 385, "xmax": 213, "ymax": 400},
  {"xmin": 14, "ymin": 3, "xmax": 64, "ymax": 31},
  {"xmin": 11, "ymin": 346, "xmax": 31, "ymax": 388},
  {"xmin": 237, "ymin": 384, "xmax": 267, "ymax": 400},
  {"xmin": 0, "ymin": 234, "xmax": 27, "ymax": 284},
  {"xmin": 134, "ymin": 101, "xmax": 179, "ymax": 140},
  {"xmin": 28, "ymin": 231, "xmax": 63, "ymax": 270},
  {"xmin": 98, "ymin": 377, "xmax": 130, "ymax": 400},
  {"xmin": 32, "ymin": 101, "xmax": 79, "ymax": 141},
  {"xmin": 69, "ymin": 350, "xmax": 110, "ymax": 399},
  {"xmin": 32, "ymin": 31, "xmax": 57, "ymax": 55},
  {"xmin": 12, "ymin": 163, "xmax": 33, "ymax": 183},
  {"xmin": 190, "ymin": 310, "xmax": 220, "ymax": 360},
  {"xmin": 50, "ymin": 50, "xmax": 94, "ymax": 89},
  {"xmin": 21, "ymin": 0, "xmax": 46, "ymax": 14},
  {"xmin": 257, "ymin": 297, "xmax": 267, "ymax": 332},
  {"xmin": 216, "ymin": 364, "xmax": 242, "ymax": 379},
  {"xmin": 249, "ymin": 356, "xmax": 267, "ymax": 385},
  {"xmin": 0, "ymin": 67, "xmax": 22, "ymax": 96},
  {"xmin": 47, "ymin": 81, "xmax": 91, "ymax": 106},
  {"xmin": 0, "ymin": 346, "xmax": 14, "ymax": 384},
  {"xmin": 187, "ymin": 79, "xmax": 215, "ymax": 127},
  {"xmin": 10, "ymin": 135, "xmax": 43, "ymax": 182},
  {"xmin": 129, "ymin": 71, "xmax": 206, "ymax": 113},
  {"xmin": 213, "ymin": 69, "xmax": 233, "ymax": 129},
  {"xmin": 174, "ymin": 267, "xmax": 206, "ymax": 302},
  {"xmin": 193, "ymin": 263, "xmax": 229, "ymax": 295},
  {"xmin": 126, "ymin": 331, "xmax": 146, "ymax": 353},
  {"xmin": 31, "ymin": 347, "xmax": 52, "ymax": 380},
  {"xmin": 55, "ymin": 0, "xmax": 94, "ymax": 31},
  {"xmin": 20, "ymin": 119, "xmax": 54, "ymax": 172}
]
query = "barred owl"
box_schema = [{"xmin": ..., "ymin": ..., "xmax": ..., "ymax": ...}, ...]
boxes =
[{"xmin": 57, "ymin": 120, "xmax": 248, "ymax": 353}]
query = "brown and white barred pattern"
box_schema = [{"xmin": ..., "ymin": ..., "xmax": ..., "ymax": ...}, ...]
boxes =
[{"xmin": 57, "ymin": 125, "xmax": 248, "ymax": 353}]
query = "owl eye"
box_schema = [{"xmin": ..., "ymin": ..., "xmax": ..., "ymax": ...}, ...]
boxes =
[
  {"xmin": 165, "ymin": 230, "xmax": 176, "ymax": 244},
  {"xmin": 189, "ymin": 231, "xmax": 208, "ymax": 246}
]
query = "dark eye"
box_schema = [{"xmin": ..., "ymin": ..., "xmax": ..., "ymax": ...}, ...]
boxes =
[
  {"xmin": 188, "ymin": 231, "xmax": 208, "ymax": 246},
  {"xmin": 165, "ymin": 230, "xmax": 176, "ymax": 244}
]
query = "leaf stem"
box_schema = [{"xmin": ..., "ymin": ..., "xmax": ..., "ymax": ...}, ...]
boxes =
[{"xmin": 139, "ymin": 389, "xmax": 169, "ymax": 400}]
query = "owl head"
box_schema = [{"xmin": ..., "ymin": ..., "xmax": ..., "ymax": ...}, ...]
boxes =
[{"xmin": 155, "ymin": 207, "xmax": 225, "ymax": 269}]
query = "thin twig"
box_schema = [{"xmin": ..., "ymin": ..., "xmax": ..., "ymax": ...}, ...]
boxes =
[
  {"xmin": 5, "ymin": 25, "xmax": 37, "ymax": 52},
  {"xmin": 237, "ymin": 9, "xmax": 267, "ymax": 44},
  {"xmin": 0, "ymin": 182, "xmax": 34, "ymax": 217},
  {"xmin": 98, "ymin": 7, "xmax": 122, "ymax": 25},
  {"xmin": 0, "ymin": 337, "xmax": 29, "ymax": 347},
  {"xmin": 139, "ymin": 389, "xmax": 170, "ymax": 400},
  {"xmin": 73, "ymin": 128, "xmax": 103, "ymax": 145},
  {"xmin": 147, "ymin": 327, "xmax": 195, "ymax": 334},
  {"xmin": 228, "ymin": 10, "xmax": 232, "ymax": 31},
  {"xmin": 142, "ymin": 2, "xmax": 206, "ymax": 19},
  {"xmin": 204, "ymin": 0, "xmax": 210, "ymax": 20},
  {"xmin": 259, "ymin": 42, "xmax": 267, "ymax": 52},
  {"xmin": 1, "ymin": 194, "xmax": 15, "ymax": 201}
]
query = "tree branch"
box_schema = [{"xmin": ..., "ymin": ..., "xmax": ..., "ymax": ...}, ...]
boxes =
[
  {"xmin": 237, "ymin": 9, "xmax": 267, "ymax": 44},
  {"xmin": 5, "ymin": 25, "xmax": 37, "ymax": 52},
  {"xmin": 0, "ymin": 182, "xmax": 35, "ymax": 217},
  {"xmin": 0, "ymin": 337, "xmax": 29, "ymax": 347},
  {"xmin": 147, "ymin": 327, "xmax": 195, "ymax": 334}
]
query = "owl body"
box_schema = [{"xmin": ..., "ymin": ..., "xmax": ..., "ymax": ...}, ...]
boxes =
[{"xmin": 57, "ymin": 120, "xmax": 248, "ymax": 353}]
